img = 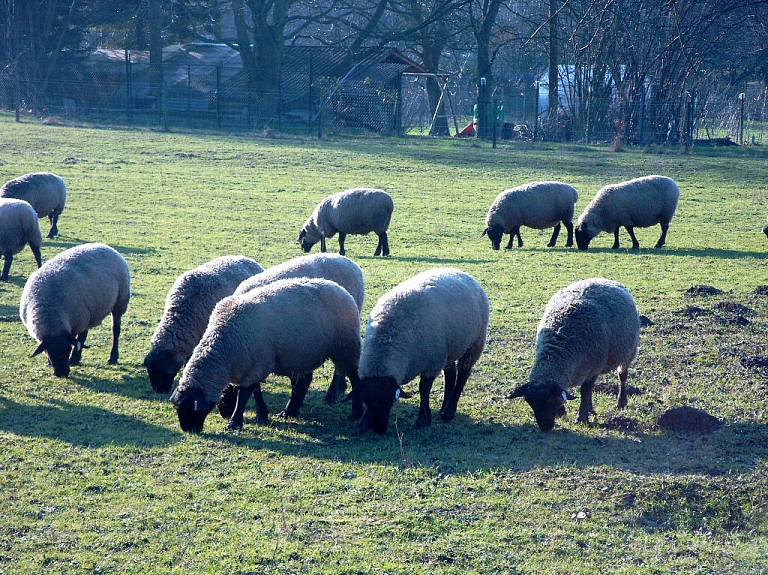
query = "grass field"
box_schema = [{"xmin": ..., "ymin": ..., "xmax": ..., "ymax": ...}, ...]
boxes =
[{"xmin": 0, "ymin": 114, "xmax": 767, "ymax": 574}]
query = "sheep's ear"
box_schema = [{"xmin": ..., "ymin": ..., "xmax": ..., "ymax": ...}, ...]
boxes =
[
  {"xmin": 506, "ymin": 383, "xmax": 529, "ymax": 399},
  {"xmin": 481, "ymin": 228, "xmax": 488, "ymax": 237},
  {"xmin": 297, "ymin": 230, "xmax": 306, "ymax": 242},
  {"xmin": 31, "ymin": 341, "xmax": 48, "ymax": 357}
]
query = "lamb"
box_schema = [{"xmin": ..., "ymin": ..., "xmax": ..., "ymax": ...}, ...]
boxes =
[
  {"xmin": 507, "ymin": 278, "xmax": 640, "ymax": 432},
  {"xmin": 482, "ymin": 181, "xmax": 579, "ymax": 249},
  {"xmin": 170, "ymin": 277, "xmax": 362, "ymax": 433},
  {"xmin": 353, "ymin": 267, "xmax": 489, "ymax": 435},
  {"xmin": 20, "ymin": 242, "xmax": 131, "ymax": 377},
  {"xmin": 574, "ymin": 175, "xmax": 680, "ymax": 250},
  {"xmin": 0, "ymin": 172, "xmax": 67, "ymax": 238},
  {"xmin": 144, "ymin": 255, "xmax": 264, "ymax": 394},
  {"xmin": 297, "ymin": 188, "xmax": 393, "ymax": 256},
  {"xmin": 217, "ymin": 252, "xmax": 366, "ymax": 419},
  {"xmin": 0, "ymin": 198, "xmax": 43, "ymax": 280}
]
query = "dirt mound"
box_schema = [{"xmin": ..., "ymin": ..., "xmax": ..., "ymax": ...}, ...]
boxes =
[
  {"xmin": 678, "ymin": 305, "xmax": 707, "ymax": 318},
  {"xmin": 657, "ymin": 406, "xmax": 722, "ymax": 435},
  {"xmin": 600, "ymin": 414, "xmax": 638, "ymax": 432},
  {"xmin": 715, "ymin": 301, "xmax": 752, "ymax": 315},
  {"xmin": 753, "ymin": 285, "xmax": 768, "ymax": 296},
  {"xmin": 685, "ymin": 285, "xmax": 722, "ymax": 296}
]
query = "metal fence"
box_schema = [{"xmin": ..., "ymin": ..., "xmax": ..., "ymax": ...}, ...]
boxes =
[{"xmin": 1, "ymin": 59, "xmax": 765, "ymax": 146}]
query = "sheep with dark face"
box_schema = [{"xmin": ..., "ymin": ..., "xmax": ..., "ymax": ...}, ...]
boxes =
[
  {"xmin": 0, "ymin": 172, "xmax": 67, "ymax": 238},
  {"xmin": 482, "ymin": 182, "xmax": 579, "ymax": 249},
  {"xmin": 574, "ymin": 175, "xmax": 680, "ymax": 250},
  {"xmin": 20, "ymin": 243, "xmax": 131, "ymax": 377},
  {"xmin": 217, "ymin": 252, "xmax": 366, "ymax": 425},
  {"xmin": 170, "ymin": 278, "xmax": 361, "ymax": 433},
  {"xmin": 354, "ymin": 268, "xmax": 489, "ymax": 435},
  {"xmin": 144, "ymin": 255, "xmax": 264, "ymax": 394},
  {"xmin": 297, "ymin": 188, "xmax": 393, "ymax": 256},
  {"xmin": 0, "ymin": 198, "xmax": 43, "ymax": 280},
  {"xmin": 507, "ymin": 278, "xmax": 640, "ymax": 432},
  {"xmin": 762, "ymin": 217, "xmax": 767, "ymax": 239}
]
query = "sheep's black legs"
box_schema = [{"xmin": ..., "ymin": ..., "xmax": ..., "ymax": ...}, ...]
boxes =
[
  {"xmin": 564, "ymin": 221, "xmax": 574, "ymax": 247},
  {"xmin": 440, "ymin": 363, "xmax": 471, "ymax": 423},
  {"xmin": 70, "ymin": 331, "xmax": 88, "ymax": 365},
  {"xmin": 625, "ymin": 226, "xmax": 640, "ymax": 249},
  {"xmin": 320, "ymin": 235, "xmax": 327, "ymax": 253},
  {"xmin": 282, "ymin": 372, "xmax": 313, "ymax": 417},
  {"xmin": 547, "ymin": 223, "xmax": 562, "ymax": 247},
  {"xmin": 1, "ymin": 253, "xmax": 12, "ymax": 280},
  {"xmin": 108, "ymin": 313, "xmax": 121, "ymax": 364},
  {"xmin": 505, "ymin": 227, "xmax": 522, "ymax": 249},
  {"xmin": 577, "ymin": 377, "xmax": 597, "ymax": 423},
  {"xmin": 338, "ymin": 232, "xmax": 346, "ymax": 256},
  {"xmin": 415, "ymin": 374, "xmax": 436, "ymax": 428},
  {"xmin": 324, "ymin": 368, "xmax": 347, "ymax": 403},
  {"xmin": 654, "ymin": 221, "xmax": 669, "ymax": 248},
  {"xmin": 252, "ymin": 383, "xmax": 270, "ymax": 423},
  {"xmin": 48, "ymin": 214, "xmax": 59, "ymax": 238},
  {"xmin": 617, "ymin": 369, "xmax": 629, "ymax": 409},
  {"xmin": 374, "ymin": 232, "xmax": 390, "ymax": 256},
  {"xmin": 30, "ymin": 243, "xmax": 42, "ymax": 268},
  {"xmin": 612, "ymin": 228, "xmax": 621, "ymax": 249},
  {"xmin": 440, "ymin": 361, "xmax": 457, "ymax": 413},
  {"xmin": 227, "ymin": 385, "xmax": 256, "ymax": 430}
]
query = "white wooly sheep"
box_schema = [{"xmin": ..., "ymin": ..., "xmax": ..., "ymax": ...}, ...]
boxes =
[
  {"xmin": 507, "ymin": 278, "xmax": 640, "ymax": 431},
  {"xmin": 144, "ymin": 255, "xmax": 264, "ymax": 394},
  {"xmin": 297, "ymin": 188, "xmax": 393, "ymax": 256},
  {"xmin": 217, "ymin": 253, "xmax": 366, "ymax": 420},
  {"xmin": 0, "ymin": 198, "xmax": 43, "ymax": 280},
  {"xmin": 355, "ymin": 267, "xmax": 489, "ymax": 435},
  {"xmin": 575, "ymin": 175, "xmax": 680, "ymax": 250},
  {"xmin": 170, "ymin": 278, "xmax": 362, "ymax": 433},
  {"xmin": 20, "ymin": 243, "xmax": 131, "ymax": 378},
  {"xmin": 482, "ymin": 181, "xmax": 579, "ymax": 249},
  {"xmin": 0, "ymin": 172, "xmax": 67, "ymax": 238}
]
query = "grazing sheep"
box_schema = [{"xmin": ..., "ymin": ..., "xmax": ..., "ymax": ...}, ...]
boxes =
[
  {"xmin": 144, "ymin": 255, "xmax": 264, "ymax": 394},
  {"xmin": 507, "ymin": 278, "xmax": 640, "ymax": 431},
  {"xmin": 574, "ymin": 175, "xmax": 680, "ymax": 250},
  {"xmin": 297, "ymin": 188, "xmax": 393, "ymax": 256},
  {"xmin": 0, "ymin": 172, "xmax": 67, "ymax": 238},
  {"xmin": 170, "ymin": 278, "xmax": 362, "ymax": 433},
  {"xmin": 218, "ymin": 253, "xmax": 366, "ymax": 419},
  {"xmin": 482, "ymin": 181, "xmax": 579, "ymax": 249},
  {"xmin": 0, "ymin": 198, "xmax": 43, "ymax": 280},
  {"xmin": 354, "ymin": 268, "xmax": 489, "ymax": 435},
  {"xmin": 20, "ymin": 243, "xmax": 131, "ymax": 377}
]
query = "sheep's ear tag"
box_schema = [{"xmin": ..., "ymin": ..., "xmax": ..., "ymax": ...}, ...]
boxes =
[
  {"xmin": 395, "ymin": 388, "xmax": 401, "ymax": 401},
  {"xmin": 562, "ymin": 390, "xmax": 576, "ymax": 401},
  {"xmin": 194, "ymin": 400, "xmax": 199, "ymax": 411}
]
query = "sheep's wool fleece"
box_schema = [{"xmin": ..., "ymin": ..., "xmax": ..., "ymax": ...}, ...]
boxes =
[
  {"xmin": 530, "ymin": 278, "xmax": 639, "ymax": 388},
  {"xmin": 486, "ymin": 181, "xmax": 578, "ymax": 229},
  {"xmin": 20, "ymin": 243, "xmax": 130, "ymax": 340},
  {"xmin": 0, "ymin": 198, "xmax": 42, "ymax": 253},
  {"xmin": 304, "ymin": 188, "xmax": 393, "ymax": 239},
  {"xmin": 359, "ymin": 267, "xmax": 489, "ymax": 386},
  {"xmin": 0, "ymin": 172, "xmax": 66, "ymax": 217}
]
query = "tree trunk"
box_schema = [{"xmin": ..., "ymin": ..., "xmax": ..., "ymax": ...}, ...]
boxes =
[{"xmin": 548, "ymin": 0, "xmax": 559, "ymax": 140}]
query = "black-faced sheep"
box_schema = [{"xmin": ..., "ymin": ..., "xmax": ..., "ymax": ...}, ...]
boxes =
[
  {"xmin": 20, "ymin": 243, "xmax": 131, "ymax": 377},
  {"xmin": 0, "ymin": 198, "xmax": 43, "ymax": 280},
  {"xmin": 574, "ymin": 175, "xmax": 680, "ymax": 250},
  {"xmin": 482, "ymin": 181, "xmax": 579, "ymax": 249},
  {"xmin": 170, "ymin": 278, "xmax": 362, "ymax": 433},
  {"xmin": 0, "ymin": 172, "xmax": 67, "ymax": 238},
  {"xmin": 144, "ymin": 255, "xmax": 264, "ymax": 394},
  {"xmin": 762, "ymin": 217, "xmax": 767, "ymax": 239},
  {"xmin": 217, "ymin": 253, "xmax": 366, "ymax": 422},
  {"xmin": 353, "ymin": 267, "xmax": 489, "ymax": 435},
  {"xmin": 297, "ymin": 188, "xmax": 393, "ymax": 256},
  {"xmin": 507, "ymin": 278, "xmax": 640, "ymax": 431}
]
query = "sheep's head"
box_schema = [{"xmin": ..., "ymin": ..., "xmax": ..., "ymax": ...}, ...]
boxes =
[
  {"xmin": 144, "ymin": 348, "xmax": 182, "ymax": 393},
  {"xmin": 357, "ymin": 376, "xmax": 408, "ymax": 435},
  {"xmin": 507, "ymin": 381, "xmax": 575, "ymax": 432},
  {"xmin": 170, "ymin": 386, "xmax": 215, "ymax": 433},
  {"xmin": 574, "ymin": 223, "xmax": 597, "ymax": 250},
  {"xmin": 763, "ymin": 223, "xmax": 768, "ymax": 239},
  {"xmin": 32, "ymin": 334, "xmax": 78, "ymax": 377},
  {"xmin": 297, "ymin": 225, "xmax": 321, "ymax": 253},
  {"xmin": 482, "ymin": 225, "xmax": 505, "ymax": 250}
]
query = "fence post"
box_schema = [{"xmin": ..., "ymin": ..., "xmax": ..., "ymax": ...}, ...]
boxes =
[
  {"xmin": 738, "ymin": 92, "xmax": 745, "ymax": 145},
  {"xmin": 187, "ymin": 64, "xmax": 191, "ymax": 126},
  {"xmin": 308, "ymin": 51, "xmax": 313, "ymax": 136},
  {"xmin": 492, "ymin": 99, "xmax": 497, "ymax": 148},
  {"xmin": 638, "ymin": 86, "xmax": 646, "ymax": 145},
  {"xmin": 15, "ymin": 71, "xmax": 20, "ymax": 122},
  {"xmin": 216, "ymin": 64, "xmax": 222, "ymax": 129},
  {"xmin": 533, "ymin": 82, "xmax": 540, "ymax": 140},
  {"xmin": 125, "ymin": 48, "xmax": 132, "ymax": 124}
]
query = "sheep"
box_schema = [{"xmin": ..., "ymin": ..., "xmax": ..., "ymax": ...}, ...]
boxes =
[
  {"xmin": 20, "ymin": 242, "xmax": 131, "ymax": 377},
  {"xmin": 762, "ymin": 217, "xmax": 768, "ymax": 239},
  {"xmin": 217, "ymin": 253, "xmax": 365, "ymax": 420},
  {"xmin": 482, "ymin": 181, "xmax": 579, "ymax": 249},
  {"xmin": 297, "ymin": 188, "xmax": 393, "ymax": 257},
  {"xmin": 0, "ymin": 198, "xmax": 43, "ymax": 280},
  {"xmin": 574, "ymin": 175, "xmax": 680, "ymax": 250},
  {"xmin": 507, "ymin": 278, "xmax": 640, "ymax": 432},
  {"xmin": 353, "ymin": 267, "xmax": 489, "ymax": 435},
  {"xmin": 170, "ymin": 277, "xmax": 362, "ymax": 433},
  {"xmin": 144, "ymin": 255, "xmax": 264, "ymax": 394},
  {"xmin": 0, "ymin": 172, "xmax": 67, "ymax": 238}
]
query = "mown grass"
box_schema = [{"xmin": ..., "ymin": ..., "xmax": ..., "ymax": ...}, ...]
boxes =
[{"xmin": 0, "ymin": 114, "xmax": 767, "ymax": 574}]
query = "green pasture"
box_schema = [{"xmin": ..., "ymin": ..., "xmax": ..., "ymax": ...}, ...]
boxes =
[{"xmin": 0, "ymin": 114, "xmax": 767, "ymax": 574}]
